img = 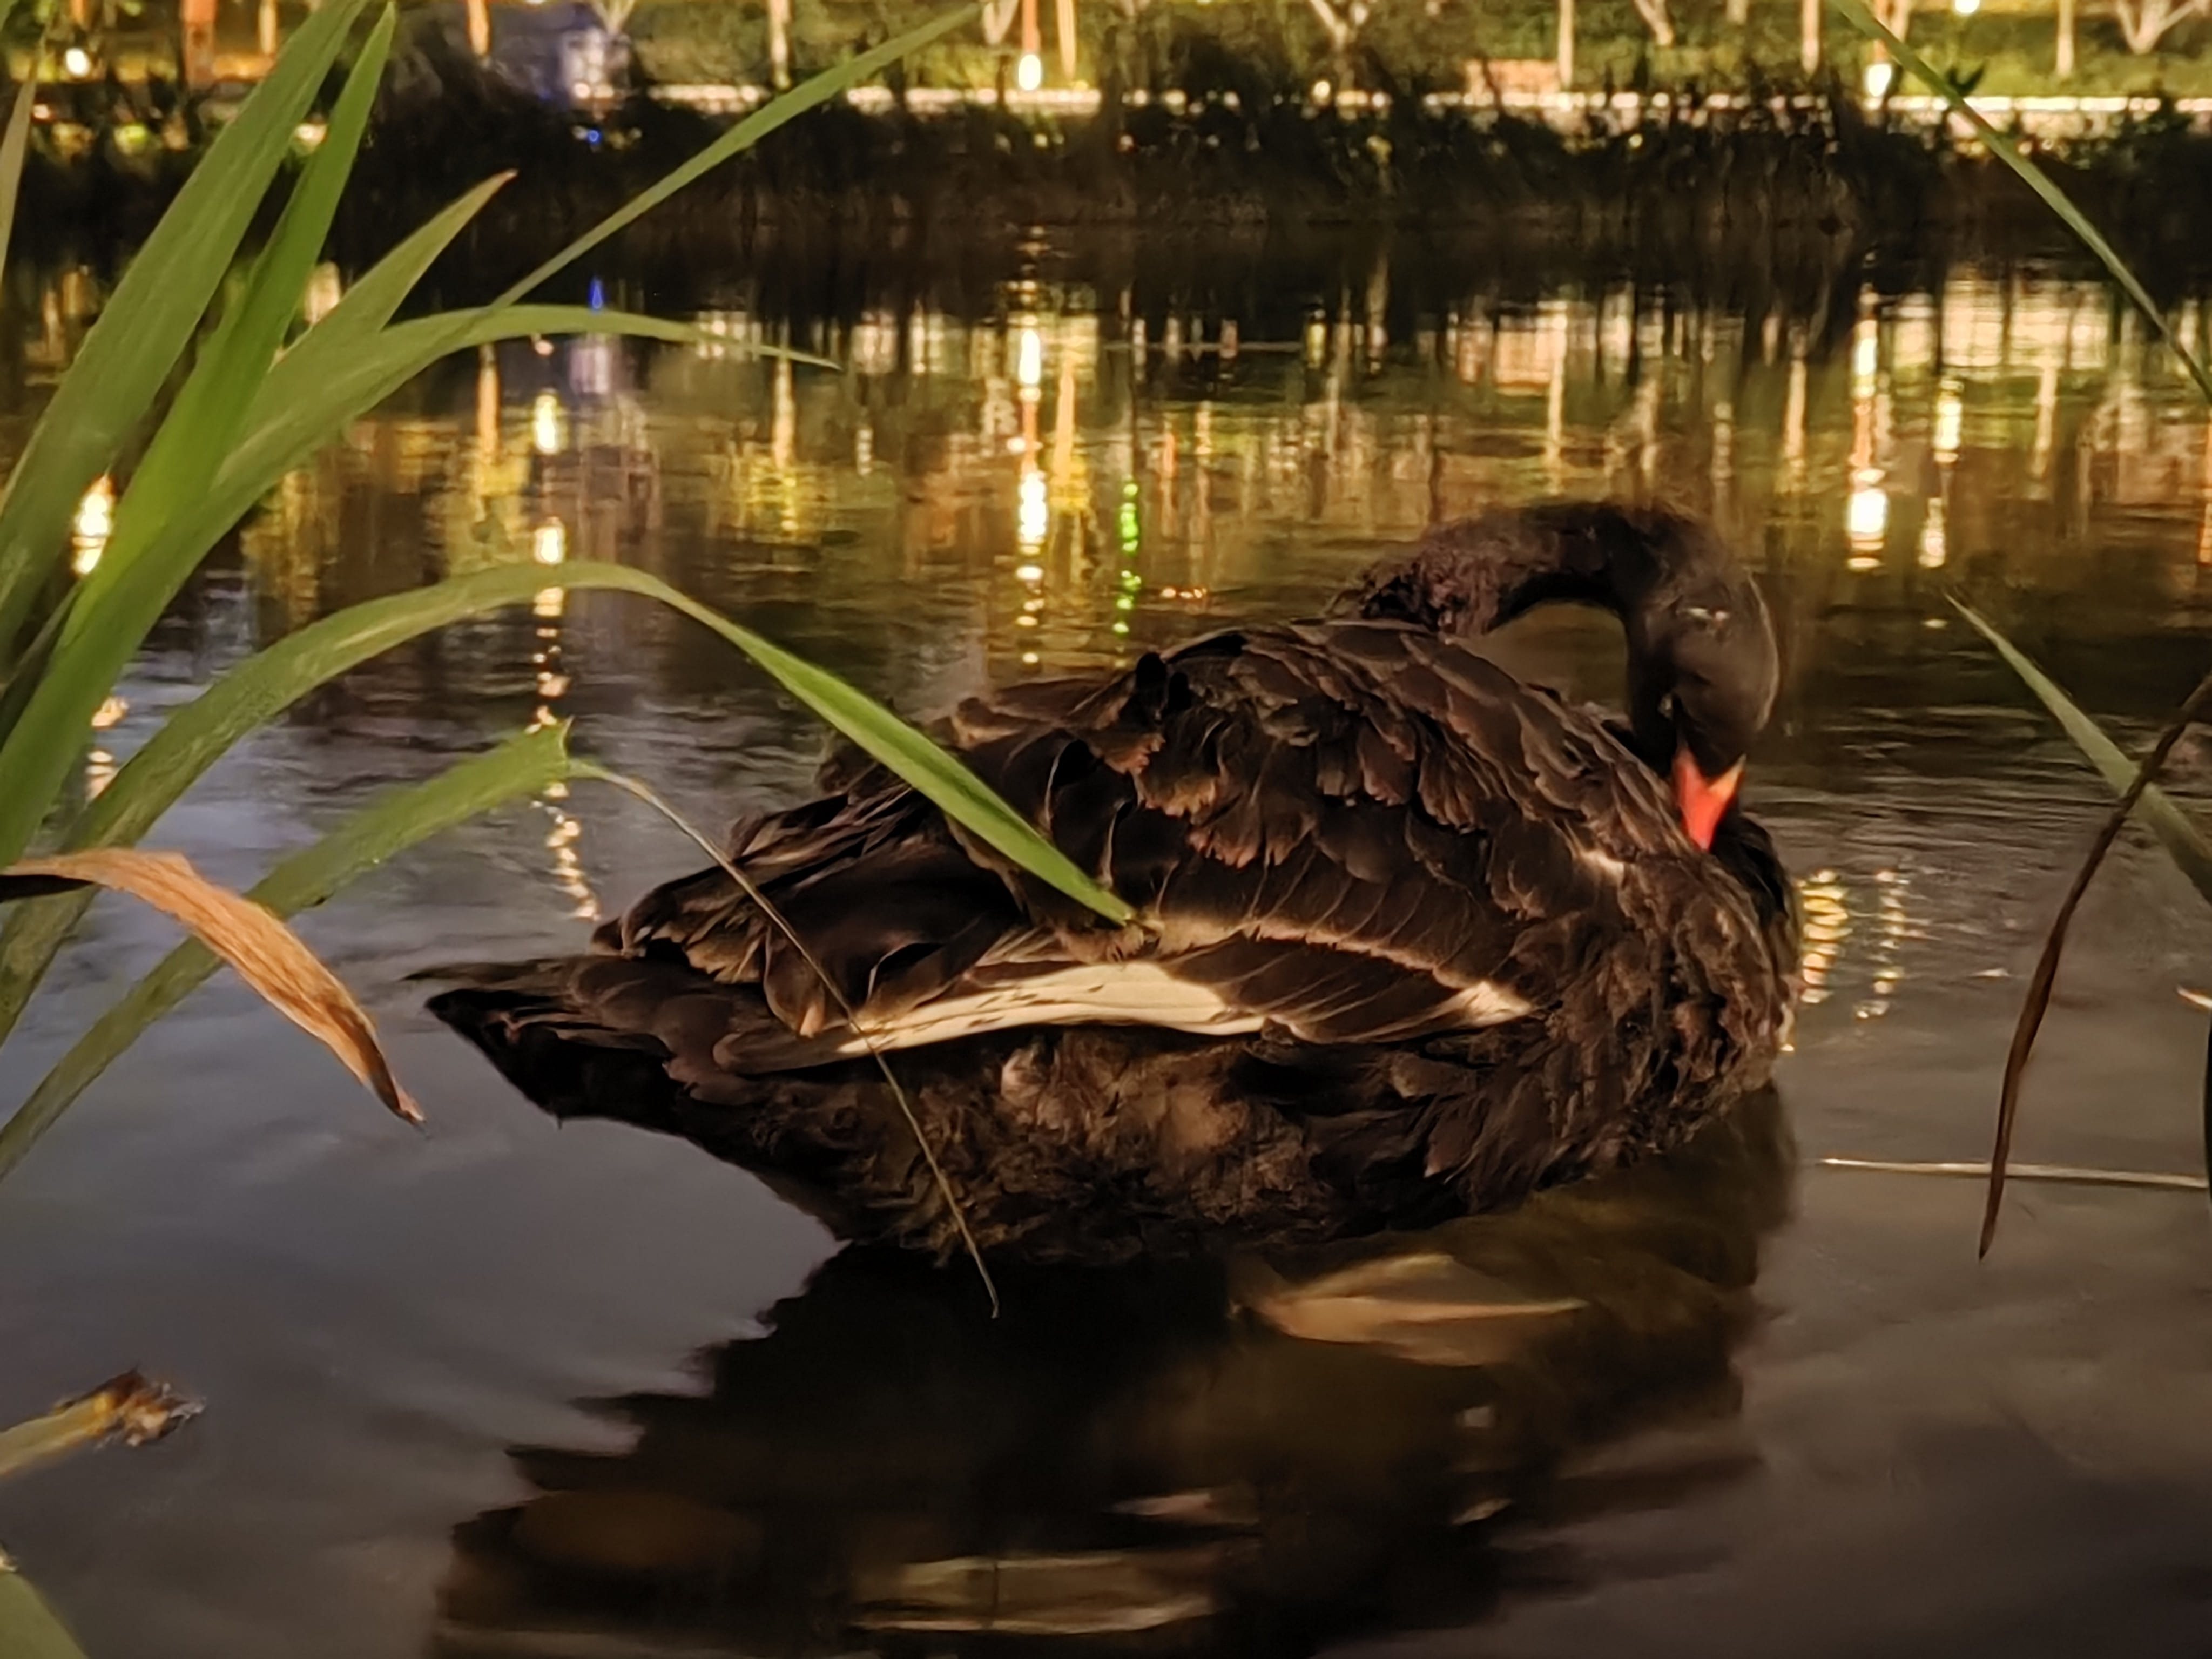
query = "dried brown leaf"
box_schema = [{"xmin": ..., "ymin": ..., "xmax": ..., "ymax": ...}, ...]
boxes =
[
  {"xmin": 0, "ymin": 848, "xmax": 419, "ymax": 1123},
  {"xmin": 0, "ymin": 1371, "xmax": 200, "ymax": 1484}
]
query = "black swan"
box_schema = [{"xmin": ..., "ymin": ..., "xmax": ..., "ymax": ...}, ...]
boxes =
[{"xmin": 430, "ymin": 501, "xmax": 1797, "ymax": 1264}]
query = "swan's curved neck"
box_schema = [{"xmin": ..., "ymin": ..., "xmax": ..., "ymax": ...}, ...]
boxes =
[{"xmin": 1342, "ymin": 504, "xmax": 1662, "ymax": 643}]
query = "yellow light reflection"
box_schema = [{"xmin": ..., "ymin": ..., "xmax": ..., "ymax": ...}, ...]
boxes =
[
  {"xmin": 71, "ymin": 475, "xmax": 114, "ymax": 575},
  {"xmin": 1017, "ymin": 51, "xmax": 1043, "ymax": 90},
  {"xmin": 532, "ymin": 519, "xmax": 568, "ymax": 565},
  {"xmin": 1797, "ymin": 869, "xmax": 1850, "ymax": 1006},
  {"xmin": 1919, "ymin": 497, "xmax": 1947, "ymax": 569},
  {"xmin": 1016, "ymin": 323, "xmax": 1043, "ymax": 390},
  {"xmin": 530, "ymin": 391, "xmax": 567, "ymax": 456},
  {"xmin": 1846, "ymin": 476, "xmax": 1888, "ymax": 567},
  {"xmin": 1017, "ymin": 468, "xmax": 1049, "ymax": 550},
  {"xmin": 1933, "ymin": 377, "xmax": 1963, "ymax": 462}
]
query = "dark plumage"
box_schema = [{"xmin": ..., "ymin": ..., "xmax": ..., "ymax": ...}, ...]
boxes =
[{"xmin": 430, "ymin": 501, "xmax": 1798, "ymax": 1265}]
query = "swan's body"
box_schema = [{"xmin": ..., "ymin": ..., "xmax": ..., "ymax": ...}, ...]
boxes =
[{"xmin": 433, "ymin": 503, "xmax": 1797, "ymax": 1264}]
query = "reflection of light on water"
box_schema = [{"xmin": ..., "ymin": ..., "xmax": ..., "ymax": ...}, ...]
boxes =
[
  {"xmin": 1919, "ymin": 496, "xmax": 1947, "ymax": 569},
  {"xmin": 1797, "ymin": 870, "xmax": 1851, "ymax": 1007},
  {"xmin": 1852, "ymin": 315, "xmax": 1880, "ymax": 388},
  {"xmin": 532, "ymin": 519, "xmax": 568, "ymax": 565},
  {"xmin": 542, "ymin": 803, "xmax": 598, "ymax": 921},
  {"xmin": 1846, "ymin": 471, "xmax": 1888, "ymax": 566},
  {"xmin": 534, "ymin": 586, "xmax": 565, "ymax": 620},
  {"xmin": 72, "ymin": 475, "xmax": 114, "ymax": 575},
  {"xmin": 85, "ymin": 694, "xmax": 127, "ymax": 801},
  {"xmin": 303, "ymin": 262, "xmax": 343, "ymax": 326},
  {"xmin": 1855, "ymin": 869, "xmax": 1911, "ymax": 1021},
  {"xmin": 531, "ymin": 392, "xmax": 567, "ymax": 456},
  {"xmin": 855, "ymin": 421, "xmax": 873, "ymax": 474},
  {"xmin": 1017, "ymin": 467, "xmax": 1048, "ymax": 550},
  {"xmin": 1016, "ymin": 323, "xmax": 1043, "ymax": 390},
  {"xmin": 1863, "ymin": 59, "xmax": 1895, "ymax": 98},
  {"xmin": 1017, "ymin": 51, "xmax": 1042, "ymax": 90},
  {"xmin": 1933, "ymin": 378, "xmax": 1963, "ymax": 462}
]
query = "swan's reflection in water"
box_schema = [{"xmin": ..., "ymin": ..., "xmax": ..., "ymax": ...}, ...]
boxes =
[{"xmin": 435, "ymin": 1090, "xmax": 1791, "ymax": 1656}]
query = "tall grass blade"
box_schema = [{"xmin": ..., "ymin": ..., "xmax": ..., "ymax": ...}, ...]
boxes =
[
  {"xmin": 0, "ymin": 0, "xmax": 374, "ymax": 651},
  {"xmin": 574, "ymin": 762, "xmax": 1002, "ymax": 1314},
  {"xmin": 1953, "ymin": 603, "xmax": 2212, "ymax": 898},
  {"xmin": 1829, "ymin": 0, "xmax": 2212, "ymax": 404},
  {"xmin": 0, "ymin": 1373, "xmax": 199, "ymax": 1485},
  {"xmin": 0, "ymin": 73, "xmax": 37, "ymax": 283},
  {"xmin": 0, "ymin": 1565, "xmax": 89, "ymax": 1659},
  {"xmin": 1952, "ymin": 600, "xmax": 2212, "ymax": 1249},
  {"xmin": 0, "ymin": 727, "xmax": 571, "ymax": 1184},
  {"xmin": 495, "ymin": 2, "xmax": 979, "ymax": 307}
]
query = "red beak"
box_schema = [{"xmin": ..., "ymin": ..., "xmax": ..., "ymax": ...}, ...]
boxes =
[{"xmin": 1673, "ymin": 748, "xmax": 1743, "ymax": 851}]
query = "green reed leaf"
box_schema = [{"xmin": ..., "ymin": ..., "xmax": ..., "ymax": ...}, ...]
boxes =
[
  {"xmin": 0, "ymin": 1566, "xmax": 89, "ymax": 1659},
  {"xmin": 1953, "ymin": 602, "xmax": 2212, "ymax": 901},
  {"xmin": 0, "ymin": 0, "xmax": 374, "ymax": 653},
  {"xmin": 0, "ymin": 72, "xmax": 37, "ymax": 283}
]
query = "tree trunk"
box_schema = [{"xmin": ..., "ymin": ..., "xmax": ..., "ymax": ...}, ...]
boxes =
[
  {"xmin": 2115, "ymin": 0, "xmax": 2207, "ymax": 51},
  {"xmin": 1629, "ymin": 0, "xmax": 1675, "ymax": 46},
  {"xmin": 767, "ymin": 0, "xmax": 791, "ymax": 89}
]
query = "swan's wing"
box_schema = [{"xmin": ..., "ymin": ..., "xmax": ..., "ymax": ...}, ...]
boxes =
[{"xmin": 599, "ymin": 620, "xmax": 1779, "ymax": 1084}]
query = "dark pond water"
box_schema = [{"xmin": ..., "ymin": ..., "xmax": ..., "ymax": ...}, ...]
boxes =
[{"xmin": 8, "ymin": 238, "xmax": 2212, "ymax": 1657}]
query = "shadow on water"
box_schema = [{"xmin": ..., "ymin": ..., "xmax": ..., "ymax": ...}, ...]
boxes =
[{"xmin": 432, "ymin": 1089, "xmax": 1792, "ymax": 1657}]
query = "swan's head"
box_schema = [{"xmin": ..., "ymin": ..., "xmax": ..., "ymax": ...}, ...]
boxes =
[
  {"xmin": 1340, "ymin": 502, "xmax": 1780, "ymax": 851},
  {"xmin": 1621, "ymin": 532, "xmax": 1779, "ymax": 850}
]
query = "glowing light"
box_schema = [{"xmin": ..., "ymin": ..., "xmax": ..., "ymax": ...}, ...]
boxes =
[
  {"xmin": 1015, "ymin": 562, "xmax": 1045, "ymax": 583},
  {"xmin": 1846, "ymin": 469, "xmax": 1888, "ymax": 562},
  {"xmin": 293, "ymin": 119, "xmax": 326, "ymax": 149},
  {"xmin": 1017, "ymin": 469, "xmax": 1049, "ymax": 549},
  {"xmin": 532, "ymin": 520, "xmax": 568, "ymax": 565},
  {"xmin": 71, "ymin": 476, "xmax": 113, "ymax": 575},
  {"xmin": 302, "ymin": 262, "xmax": 343, "ymax": 326},
  {"xmin": 1017, "ymin": 52, "xmax": 1043, "ymax": 91},
  {"xmin": 1863, "ymin": 60, "xmax": 1895, "ymax": 98},
  {"xmin": 62, "ymin": 46, "xmax": 91, "ymax": 77},
  {"xmin": 1953, "ymin": 0, "xmax": 1979, "ymax": 14},
  {"xmin": 1017, "ymin": 613, "xmax": 1039, "ymax": 628},
  {"xmin": 1021, "ymin": 651, "xmax": 1041, "ymax": 664},
  {"xmin": 1016, "ymin": 324, "xmax": 1043, "ymax": 390},
  {"xmin": 91, "ymin": 696, "xmax": 127, "ymax": 731},
  {"xmin": 1934, "ymin": 379, "xmax": 1963, "ymax": 461},
  {"xmin": 531, "ymin": 391, "xmax": 567, "ymax": 455},
  {"xmin": 1312, "ymin": 78, "xmax": 1332, "ymax": 103},
  {"xmin": 1852, "ymin": 320, "xmax": 1879, "ymax": 384},
  {"xmin": 1919, "ymin": 497, "xmax": 1947, "ymax": 569}
]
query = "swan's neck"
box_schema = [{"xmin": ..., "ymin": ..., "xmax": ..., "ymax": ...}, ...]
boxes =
[{"xmin": 1343, "ymin": 505, "xmax": 1657, "ymax": 640}]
